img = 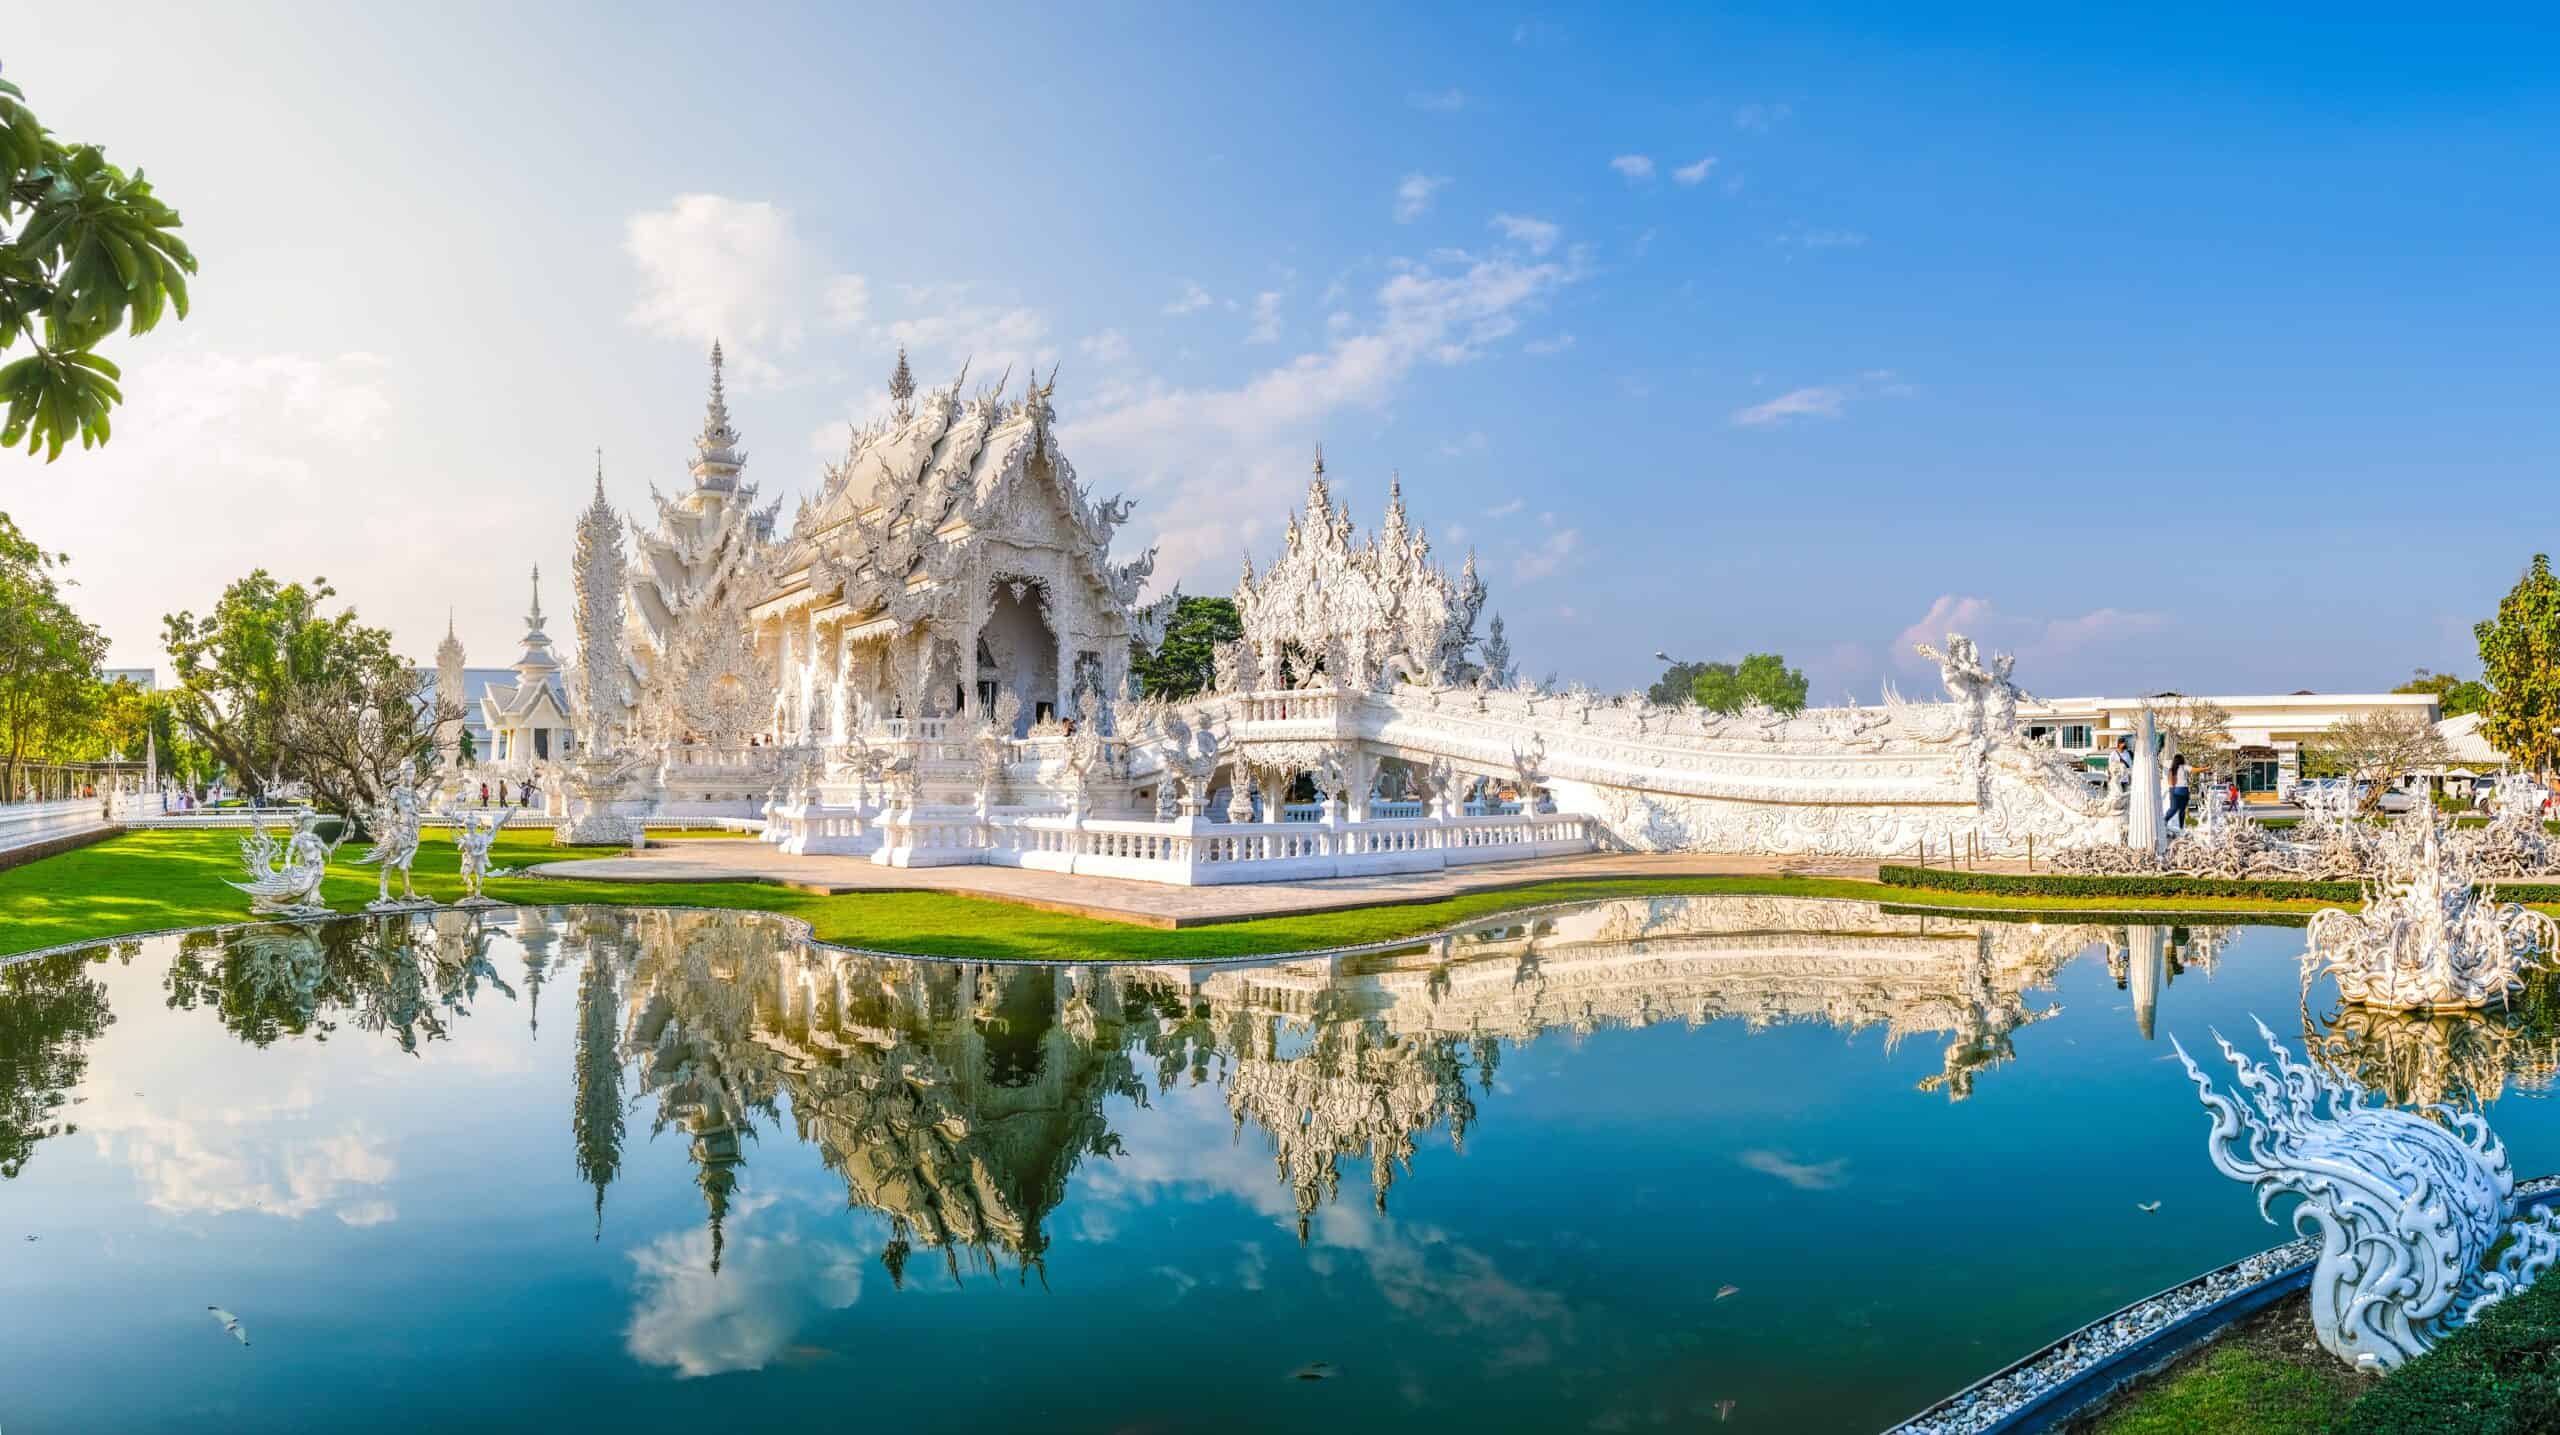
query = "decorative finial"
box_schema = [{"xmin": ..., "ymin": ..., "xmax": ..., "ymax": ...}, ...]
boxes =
[
  {"xmin": 529, "ymin": 564, "xmax": 544, "ymax": 625},
  {"xmin": 593, "ymin": 446, "xmax": 605, "ymax": 498},
  {"xmin": 690, "ymin": 342, "xmax": 744, "ymax": 490},
  {"xmin": 888, "ymin": 345, "xmax": 915, "ymax": 419},
  {"xmin": 1312, "ymin": 442, "xmax": 1325, "ymax": 476}
]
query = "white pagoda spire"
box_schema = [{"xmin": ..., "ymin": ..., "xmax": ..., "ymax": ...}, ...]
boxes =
[
  {"xmin": 515, "ymin": 564, "xmax": 560, "ymax": 680},
  {"xmin": 691, "ymin": 341, "xmax": 744, "ymax": 491}
]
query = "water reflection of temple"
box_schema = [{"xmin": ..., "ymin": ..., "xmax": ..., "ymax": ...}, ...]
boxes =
[{"xmin": 579, "ymin": 899, "xmax": 2226, "ymax": 1267}]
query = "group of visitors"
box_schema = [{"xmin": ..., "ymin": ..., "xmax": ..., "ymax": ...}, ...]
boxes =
[{"xmin": 472, "ymin": 780, "xmax": 538, "ymax": 808}]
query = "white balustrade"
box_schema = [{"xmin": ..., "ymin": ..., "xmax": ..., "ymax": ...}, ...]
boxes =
[{"xmin": 0, "ymin": 795, "xmax": 115, "ymax": 855}]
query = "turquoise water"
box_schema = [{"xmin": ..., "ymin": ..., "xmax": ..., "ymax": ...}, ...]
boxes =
[{"xmin": 3, "ymin": 897, "xmax": 2558, "ymax": 1433}]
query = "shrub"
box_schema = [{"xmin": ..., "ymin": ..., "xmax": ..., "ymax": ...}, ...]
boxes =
[
  {"xmin": 1877, "ymin": 865, "xmax": 2560, "ymax": 908},
  {"xmin": 2339, "ymin": 1269, "xmax": 2560, "ymax": 1434}
]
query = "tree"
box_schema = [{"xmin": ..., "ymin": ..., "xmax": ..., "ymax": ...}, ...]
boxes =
[
  {"xmin": 2306, "ymin": 709, "xmax": 2453, "ymax": 813},
  {"xmin": 0, "ymin": 949, "xmax": 113, "ymax": 1178},
  {"xmin": 2476, "ymin": 555, "xmax": 2560, "ymax": 780},
  {"xmin": 1648, "ymin": 660, "xmax": 1714, "ymax": 706},
  {"xmin": 1694, "ymin": 652, "xmax": 1809, "ymax": 715},
  {"xmin": 1132, "ymin": 595, "xmax": 1243, "ymax": 700},
  {"xmin": 457, "ymin": 726, "xmax": 476, "ymax": 766},
  {"xmin": 163, "ymin": 571, "xmax": 408, "ymax": 804},
  {"xmin": 0, "ymin": 67, "xmax": 198, "ymax": 461},
  {"xmin": 275, "ymin": 659, "xmax": 453, "ymax": 832},
  {"xmin": 2148, "ymin": 695, "xmax": 2237, "ymax": 777},
  {"xmin": 0, "ymin": 509, "xmax": 103, "ymax": 796},
  {"xmin": 2394, "ymin": 667, "xmax": 2492, "ymax": 718}
]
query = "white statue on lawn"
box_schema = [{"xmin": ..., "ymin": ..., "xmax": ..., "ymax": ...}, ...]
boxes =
[
  {"xmin": 2306, "ymin": 813, "xmax": 2559, "ymax": 1011},
  {"xmin": 352, "ymin": 782, "xmax": 431, "ymax": 910},
  {"xmin": 229, "ymin": 812, "xmax": 340, "ymax": 917},
  {"xmin": 452, "ymin": 806, "xmax": 512, "ymax": 906}
]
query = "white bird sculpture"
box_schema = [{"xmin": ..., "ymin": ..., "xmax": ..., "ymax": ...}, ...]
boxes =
[{"xmin": 227, "ymin": 813, "xmax": 339, "ymax": 917}]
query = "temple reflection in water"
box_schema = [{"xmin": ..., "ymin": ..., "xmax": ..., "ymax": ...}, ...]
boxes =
[{"xmin": 19, "ymin": 895, "xmax": 2560, "ymax": 1286}]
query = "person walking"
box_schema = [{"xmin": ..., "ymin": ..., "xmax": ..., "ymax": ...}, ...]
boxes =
[
  {"xmin": 2165, "ymin": 753, "xmax": 2192, "ymax": 832},
  {"xmin": 479, "ymin": 781, "xmax": 490, "ymax": 807},
  {"xmin": 2111, "ymin": 736, "xmax": 2134, "ymax": 796}
]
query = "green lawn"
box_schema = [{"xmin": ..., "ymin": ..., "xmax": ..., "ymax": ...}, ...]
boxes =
[{"xmin": 0, "ymin": 826, "xmax": 2341, "ymax": 964}]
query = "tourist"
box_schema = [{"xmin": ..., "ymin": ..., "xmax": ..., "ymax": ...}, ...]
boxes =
[
  {"xmin": 479, "ymin": 781, "xmax": 489, "ymax": 807},
  {"xmin": 2164, "ymin": 753, "xmax": 2191, "ymax": 832},
  {"xmin": 2111, "ymin": 736, "xmax": 2133, "ymax": 794},
  {"xmin": 520, "ymin": 779, "xmax": 534, "ymax": 807}
]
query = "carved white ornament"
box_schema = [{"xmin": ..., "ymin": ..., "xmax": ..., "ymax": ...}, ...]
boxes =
[
  {"xmin": 2176, "ymin": 1018, "xmax": 2560, "ymax": 1370},
  {"xmin": 2306, "ymin": 813, "xmax": 2559, "ymax": 1011}
]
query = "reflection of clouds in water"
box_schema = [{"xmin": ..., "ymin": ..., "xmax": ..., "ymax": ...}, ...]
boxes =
[
  {"xmin": 1738, "ymin": 1149, "xmax": 1848, "ymax": 1191},
  {"xmin": 624, "ymin": 1195, "xmax": 865, "ymax": 1379},
  {"xmin": 87, "ymin": 1081, "xmax": 399, "ymax": 1222},
  {"xmin": 1074, "ymin": 1084, "xmax": 1570, "ymax": 1369}
]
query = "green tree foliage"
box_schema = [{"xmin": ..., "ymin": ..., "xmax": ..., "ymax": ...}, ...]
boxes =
[
  {"xmin": 1647, "ymin": 660, "xmax": 1713, "ymax": 706},
  {"xmin": 0, "ymin": 67, "xmax": 197, "ymax": 461},
  {"xmin": 1693, "ymin": 652, "xmax": 1810, "ymax": 715},
  {"xmin": 0, "ymin": 948, "xmax": 114, "ymax": 1178},
  {"xmin": 2394, "ymin": 667, "xmax": 2492, "ymax": 718},
  {"xmin": 0, "ymin": 509, "xmax": 104, "ymax": 795},
  {"xmin": 161, "ymin": 571, "xmax": 411, "ymax": 805},
  {"xmin": 1132, "ymin": 595, "xmax": 1242, "ymax": 699},
  {"xmin": 2476, "ymin": 555, "xmax": 2560, "ymax": 779}
]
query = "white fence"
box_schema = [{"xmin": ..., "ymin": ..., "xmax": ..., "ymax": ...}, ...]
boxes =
[
  {"xmin": 0, "ymin": 796, "xmax": 115, "ymax": 856},
  {"xmin": 773, "ymin": 805, "xmax": 1596, "ymax": 884}
]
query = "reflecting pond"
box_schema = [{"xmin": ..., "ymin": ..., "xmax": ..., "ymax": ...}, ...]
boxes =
[{"xmin": 6, "ymin": 897, "xmax": 2560, "ymax": 1432}]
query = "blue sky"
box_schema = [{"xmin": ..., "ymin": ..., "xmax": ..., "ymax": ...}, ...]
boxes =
[{"xmin": 9, "ymin": 3, "xmax": 2555, "ymax": 698}]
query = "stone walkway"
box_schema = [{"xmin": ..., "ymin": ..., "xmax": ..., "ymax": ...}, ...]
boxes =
[{"xmin": 523, "ymin": 839, "xmax": 1881, "ymax": 929}]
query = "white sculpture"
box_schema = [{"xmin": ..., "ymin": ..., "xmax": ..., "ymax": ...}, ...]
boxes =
[
  {"xmin": 352, "ymin": 783, "xmax": 431, "ymax": 910},
  {"xmin": 2175, "ymin": 1018, "xmax": 2560, "ymax": 1370},
  {"xmin": 2306, "ymin": 814, "xmax": 2559, "ymax": 1011},
  {"xmin": 452, "ymin": 806, "xmax": 513, "ymax": 906},
  {"xmin": 229, "ymin": 812, "xmax": 340, "ymax": 917}
]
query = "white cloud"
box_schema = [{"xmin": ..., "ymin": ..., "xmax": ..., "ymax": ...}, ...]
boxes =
[
  {"xmin": 1485, "ymin": 498, "xmax": 1525, "ymax": 518},
  {"xmin": 1079, "ymin": 329, "xmax": 1131, "ymax": 364},
  {"xmin": 1409, "ymin": 88, "xmax": 1469, "ymax": 112},
  {"xmin": 1522, "ymin": 333, "xmax": 1576, "ymax": 355},
  {"xmin": 1394, "ymin": 172, "xmax": 1452, "ymax": 223},
  {"xmin": 1513, "ymin": 526, "xmax": 1580, "ymax": 582},
  {"xmin": 880, "ymin": 283, "xmax": 1053, "ymax": 382},
  {"xmin": 1608, "ymin": 154, "xmax": 1655, "ymax": 182},
  {"xmin": 1163, "ymin": 280, "xmax": 1213, "ymax": 315},
  {"xmin": 1246, "ymin": 290, "xmax": 1284, "ymax": 344},
  {"xmin": 1489, "ymin": 212, "xmax": 1560, "ymax": 255},
  {"xmin": 623, "ymin": 193, "xmax": 862, "ymax": 387},
  {"xmin": 1673, "ymin": 156, "xmax": 1717, "ymax": 186},
  {"xmin": 1776, "ymin": 226, "xmax": 1868, "ymax": 250},
  {"xmin": 1436, "ymin": 430, "xmax": 1488, "ymax": 458},
  {"xmin": 1739, "ymin": 1149, "xmax": 1847, "ymax": 1191},
  {"xmin": 624, "ymin": 1198, "xmax": 867, "ymax": 1379},
  {"xmin": 1734, "ymin": 102, "xmax": 1793, "ymax": 132},
  {"xmin": 1064, "ymin": 241, "xmax": 1585, "ymax": 581},
  {"xmin": 1730, "ymin": 385, "xmax": 1846, "ymax": 427},
  {"xmin": 1893, "ymin": 594, "xmax": 2167, "ymax": 672}
]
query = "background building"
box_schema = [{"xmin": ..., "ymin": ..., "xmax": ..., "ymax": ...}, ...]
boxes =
[{"xmin": 2018, "ymin": 691, "xmax": 2443, "ymax": 797}]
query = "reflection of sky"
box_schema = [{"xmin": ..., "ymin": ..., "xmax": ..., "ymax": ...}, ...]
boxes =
[{"xmin": 10, "ymin": 909, "xmax": 2560, "ymax": 1432}]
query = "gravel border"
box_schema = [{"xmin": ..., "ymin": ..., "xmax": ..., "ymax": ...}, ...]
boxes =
[{"xmin": 1884, "ymin": 1174, "xmax": 2560, "ymax": 1435}]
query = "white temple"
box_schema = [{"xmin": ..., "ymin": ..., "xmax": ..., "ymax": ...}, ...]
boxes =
[{"xmin": 527, "ymin": 343, "xmax": 2122, "ymax": 876}]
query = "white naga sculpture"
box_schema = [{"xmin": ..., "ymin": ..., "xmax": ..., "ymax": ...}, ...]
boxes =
[
  {"xmin": 352, "ymin": 783, "xmax": 431, "ymax": 910},
  {"xmin": 451, "ymin": 807, "xmax": 513, "ymax": 906},
  {"xmin": 2176, "ymin": 1018, "xmax": 2560, "ymax": 1370},
  {"xmin": 2306, "ymin": 813, "xmax": 2559, "ymax": 1011},
  {"xmin": 229, "ymin": 812, "xmax": 340, "ymax": 917}
]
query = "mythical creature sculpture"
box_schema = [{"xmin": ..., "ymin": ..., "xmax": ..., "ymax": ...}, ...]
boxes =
[
  {"xmin": 352, "ymin": 783, "xmax": 430, "ymax": 910},
  {"xmin": 451, "ymin": 807, "xmax": 514, "ymax": 906},
  {"xmin": 2306, "ymin": 813, "xmax": 2558, "ymax": 1011},
  {"xmin": 229, "ymin": 813, "xmax": 340, "ymax": 917},
  {"xmin": 2176, "ymin": 1018, "xmax": 2560, "ymax": 1370}
]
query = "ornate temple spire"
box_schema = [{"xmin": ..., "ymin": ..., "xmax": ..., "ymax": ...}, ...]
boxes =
[
  {"xmin": 514, "ymin": 565, "xmax": 560, "ymax": 679},
  {"xmin": 691, "ymin": 341, "xmax": 745, "ymax": 492},
  {"xmin": 888, "ymin": 344, "xmax": 915, "ymax": 421},
  {"xmin": 1312, "ymin": 442, "xmax": 1325, "ymax": 476}
]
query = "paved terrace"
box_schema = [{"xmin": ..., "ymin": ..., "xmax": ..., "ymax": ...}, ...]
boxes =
[{"xmin": 523, "ymin": 839, "xmax": 1889, "ymax": 929}]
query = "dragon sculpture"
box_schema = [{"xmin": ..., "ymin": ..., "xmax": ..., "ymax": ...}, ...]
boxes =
[{"xmin": 2175, "ymin": 1017, "xmax": 2560, "ymax": 1370}]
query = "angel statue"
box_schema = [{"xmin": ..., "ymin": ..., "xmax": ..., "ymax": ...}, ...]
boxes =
[
  {"xmin": 451, "ymin": 806, "xmax": 514, "ymax": 907},
  {"xmin": 353, "ymin": 782, "xmax": 430, "ymax": 911},
  {"xmin": 229, "ymin": 812, "xmax": 342, "ymax": 917}
]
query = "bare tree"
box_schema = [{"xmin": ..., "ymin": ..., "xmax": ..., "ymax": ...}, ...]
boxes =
[
  {"xmin": 277, "ymin": 661, "xmax": 456, "ymax": 836},
  {"xmin": 2143, "ymin": 695, "xmax": 2236, "ymax": 774},
  {"xmin": 2306, "ymin": 710, "xmax": 2453, "ymax": 814}
]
